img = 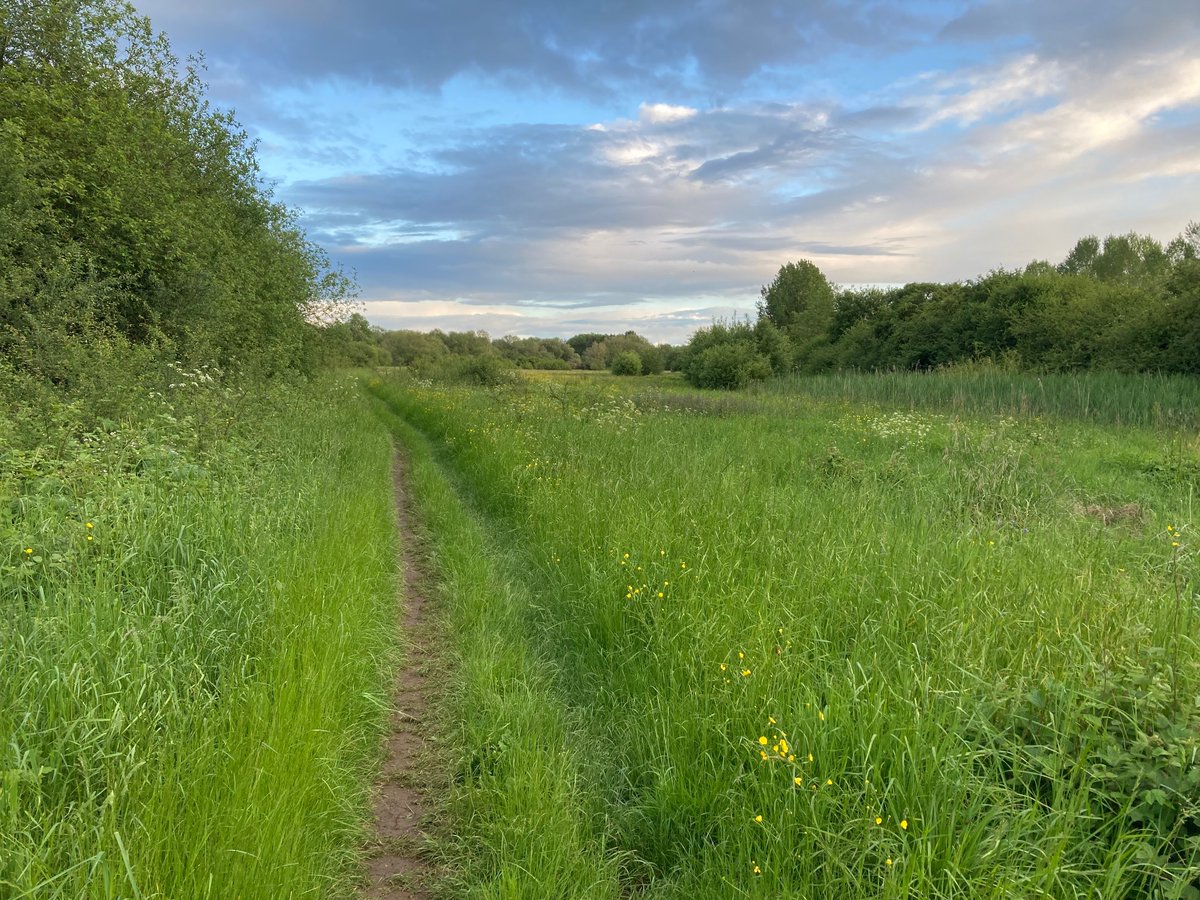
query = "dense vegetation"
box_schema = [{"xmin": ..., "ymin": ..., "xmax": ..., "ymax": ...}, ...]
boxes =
[
  {"xmin": 0, "ymin": 0, "xmax": 349, "ymax": 393},
  {"xmin": 2, "ymin": 4, "xmax": 398, "ymax": 897},
  {"xmin": 682, "ymin": 228, "xmax": 1200, "ymax": 388},
  {"xmin": 372, "ymin": 369, "xmax": 1199, "ymax": 897}
]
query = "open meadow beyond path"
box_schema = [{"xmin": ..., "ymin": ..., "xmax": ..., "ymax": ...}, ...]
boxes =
[{"xmin": 362, "ymin": 453, "xmax": 438, "ymax": 898}]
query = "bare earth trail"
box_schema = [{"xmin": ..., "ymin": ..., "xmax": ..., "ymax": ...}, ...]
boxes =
[{"xmin": 362, "ymin": 452, "xmax": 438, "ymax": 899}]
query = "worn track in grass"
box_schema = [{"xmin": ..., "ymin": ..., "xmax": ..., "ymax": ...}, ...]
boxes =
[{"xmin": 362, "ymin": 453, "xmax": 436, "ymax": 899}]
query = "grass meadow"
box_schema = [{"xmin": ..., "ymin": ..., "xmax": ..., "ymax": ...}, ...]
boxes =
[
  {"xmin": 4, "ymin": 366, "xmax": 1196, "ymax": 898},
  {"xmin": 371, "ymin": 368, "xmax": 1199, "ymax": 898},
  {"xmin": 2, "ymin": 377, "xmax": 398, "ymax": 898}
]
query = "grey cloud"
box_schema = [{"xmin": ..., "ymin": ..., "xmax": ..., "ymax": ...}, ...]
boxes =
[
  {"xmin": 138, "ymin": 0, "xmax": 944, "ymax": 97},
  {"xmin": 689, "ymin": 129, "xmax": 836, "ymax": 182},
  {"xmin": 941, "ymin": 1, "xmax": 1200, "ymax": 71}
]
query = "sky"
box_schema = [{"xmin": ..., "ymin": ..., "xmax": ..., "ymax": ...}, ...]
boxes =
[{"xmin": 136, "ymin": 0, "xmax": 1200, "ymax": 343}]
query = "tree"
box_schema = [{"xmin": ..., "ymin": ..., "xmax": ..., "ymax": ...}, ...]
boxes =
[
  {"xmin": 757, "ymin": 261, "xmax": 836, "ymax": 369},
  {"xmin": 680, "ymin": 320, "xmax": 773, "ymax": 389}
]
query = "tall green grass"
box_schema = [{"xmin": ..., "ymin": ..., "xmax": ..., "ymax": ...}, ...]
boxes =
[
  {"xmin": 373, "ymin": 369, "xmax": 1199, "ymax": 897},
  {"xmin": 1, "ymin": 375, "xmax": 398, "ymax": 898},
  {"xmin": 769, "ymin": 366, "xmax": 1200, "ymax": 429}
]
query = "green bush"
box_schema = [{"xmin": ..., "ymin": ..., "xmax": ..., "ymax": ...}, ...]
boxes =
[
  {"xmin": 449, "ymin": 354, "xmax": 519, "ymax": 387},
  {"xmin": 611, "ymin": 351, "xmax": 643, "ymax": 376}
]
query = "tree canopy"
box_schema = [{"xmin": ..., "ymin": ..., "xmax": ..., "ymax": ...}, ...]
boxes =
[{"xmin": 0, "ymin": 0, "xmax": 351, "ymax": 384}]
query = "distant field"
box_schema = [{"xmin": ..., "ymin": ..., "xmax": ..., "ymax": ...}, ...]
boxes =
[{"xmin": 370, "ymin": 368, "xmax": 1199, "ymax": 897}]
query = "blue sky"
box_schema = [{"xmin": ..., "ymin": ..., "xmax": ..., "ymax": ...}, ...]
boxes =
[{"xmin": 138, "ymin": 0, "xmax": 1200, "ymax": 342}]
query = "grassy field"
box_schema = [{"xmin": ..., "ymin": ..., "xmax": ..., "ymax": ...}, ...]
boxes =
[
  {"xmin": 370, "ymin": 368, "xmax": 1199, "ymax": 898},
  {"xmin": 1, "ymin": 377, "xmax": 398, "ymax": 898},
  {"xmin": 5, "ymin": 366, "xmax": 1195, "ymax": 898}
]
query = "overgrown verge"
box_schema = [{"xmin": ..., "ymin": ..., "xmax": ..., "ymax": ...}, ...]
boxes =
[
  {"xmin": 368, "ymin": 380, "xmax": 623, "ymax": 898},
  {"xmin": 1, "ymin": 370, "xmax": 398, "ymax": 898}
]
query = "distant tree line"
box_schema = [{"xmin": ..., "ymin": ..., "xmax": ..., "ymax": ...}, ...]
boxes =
[
  {"xmin": 678, "ymin": 224, "xmax": 1200, "ymax": 388},
  {"xmin": 316, "ymin": 319, "xmax": 679, "ymax": 379},
  {"xmin": 321, "ymin": 224, "xmax": 1200, "ymax": 390}
]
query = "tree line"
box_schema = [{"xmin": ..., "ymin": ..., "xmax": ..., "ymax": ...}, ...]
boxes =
[
  {"xmin": 316, "ymin": 317, "xmax": 678, "ymax": 381},
  {"xmin": 680, "ymin": 225, "xmax": 1200, "ymax": 388},
  {"xmin": 325, "ymin": 222, "xmax": 1199, "ymax": 391}
]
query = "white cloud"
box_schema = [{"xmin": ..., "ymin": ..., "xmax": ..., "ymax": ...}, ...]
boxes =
[
  {"xmin": 914, "ymin": 53, "xmax": 1063, "ymax": 130},
  {"xmin": 638, "ymin": 102, "xmax": 698, "ymax": 124}
]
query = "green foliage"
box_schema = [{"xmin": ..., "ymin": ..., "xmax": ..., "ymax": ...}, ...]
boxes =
[
  {"xmin": 974, "ymin": 655, "xmax": 1200, "ymax": 892},
  {"xmin": 310, "ymin": 312, "xmax": 389, "ymax": 368},
  {"xmin": 494, "ymin": 335, "xmax": 582, "ymax": 370},
  {"xmin": 581, "ymin": 332, "xmax": 664, "ymax": 375},
  {"xmin": 448, "ymin": 353, "xmax": 519, "ymax": 386},
  {"xmin": 745, "ymin": 224, "xmax": 1200, "ymax": 379},
  {"xmin": 0, "ymin": 0, "xmax": 352, "ymax": 377},
  {"xmin": 610, "ymin": 350, "xmax": 642, "ymax": 376},
  {"xmin": 758, "ymin": 260, "xmax": 836, "ymax": 365},
  {"xmin": 380, "ymin": 328, "xmax": 449, "ymax": 370},
  {"xmin": 681, "ymin": 320, "xmax": 785, "ymax": 389},
  {"xmin": 567, "ymin": 332, "xmax": 608, "ymax": 358}
]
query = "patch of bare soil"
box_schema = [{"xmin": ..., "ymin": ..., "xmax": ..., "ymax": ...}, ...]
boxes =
[{"xmin": 362, "ymin": 453, "xmax": 437, "ymax": 899}]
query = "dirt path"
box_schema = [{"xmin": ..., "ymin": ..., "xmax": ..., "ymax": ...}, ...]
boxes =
[{"xmin": 362, "ymin": 453, "xmax": 436, "ymax": 899}]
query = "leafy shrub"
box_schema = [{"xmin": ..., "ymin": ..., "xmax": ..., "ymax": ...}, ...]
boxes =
[
  {"xmin": 688, "ymin": 341, "xmax": 772, "ymax": 389},
  {"xmin": 447, "ymin": 354, "xmax": 519, "ymax": 387},
  {"xmin": 611, "ymin": 351, "xmax": 643, "ymax": 376}
]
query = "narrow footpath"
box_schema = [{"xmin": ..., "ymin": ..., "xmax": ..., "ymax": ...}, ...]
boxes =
[{"xmin": 363, "ymin": 453, "xmax": 436, "ymax": 899}]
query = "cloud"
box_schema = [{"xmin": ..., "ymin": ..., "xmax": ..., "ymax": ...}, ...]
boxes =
[
  {"xmin": 132, "ymin": 0, "xmax": 1200, "ymax": 340},
  {"xmin": 362, "ymin": 296, "xmax": 753, "ymax": 343},
  {"xmin": 913, "ymin": 54, "xmax": 1063, "ymax": 129},
  {"xmin": 137, "ymin": 0, "xmax": 941, "ymax": 97},
  {"xmin": 639, "ymin": 102, "xmax": 698, "ymax": 124}
]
